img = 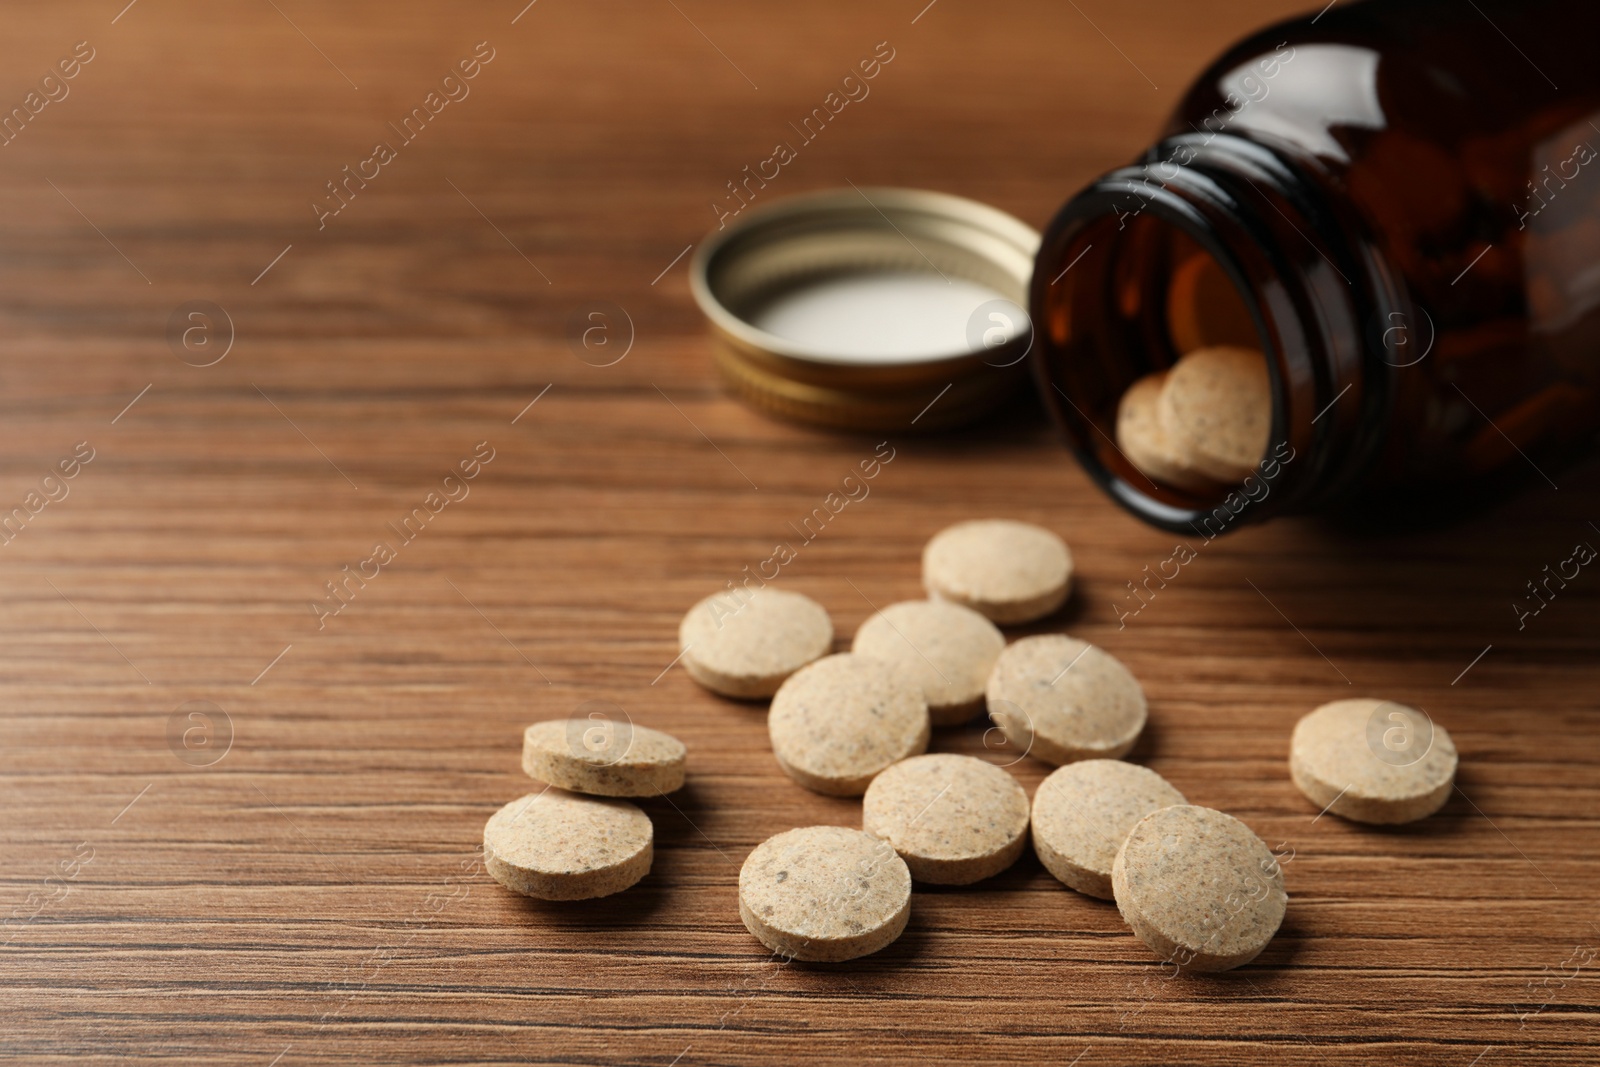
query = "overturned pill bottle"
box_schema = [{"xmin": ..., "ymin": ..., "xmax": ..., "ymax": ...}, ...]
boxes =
[{"xmin": 1032, "ymin": 0, "xmax": 1600, "ymax": 534}]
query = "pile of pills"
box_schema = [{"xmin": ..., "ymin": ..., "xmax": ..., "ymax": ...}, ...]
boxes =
[
  {"xmin": 480, "ymin": 514, "xmax": 1462, "ymax": 976},
  {"xmin": 483, "ymin": 717, "xmax": 688, "ymax": 900},
  {"xmin": 1116, "ymin": 345, "xmax": 1272, "ymax": 490},
  {"xmin": 669, "ymin": 517, "xmax": 1283, "ymax": 967}
]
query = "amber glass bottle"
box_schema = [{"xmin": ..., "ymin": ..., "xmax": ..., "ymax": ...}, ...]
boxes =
[{"xmin": 1030, "ymin": 0, "xmax": 1600, "ymax": 533}]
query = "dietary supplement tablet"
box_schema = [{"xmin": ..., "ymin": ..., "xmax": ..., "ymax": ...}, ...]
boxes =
[
  {"xmin": 862, "ymin": 753, "xmax": 1030, "ymax": 884},
  {"xmin": 768, "ymin": 653, "xmax": 930, "ymax": 795},
  {"xmin": 1112, "ymin": 804, "xmax": 1286, "ymax": 972},
  {"xmin": 1290, "ymin": 698, "xmax": 1458, "ymax": 824},
  {"xmin": 521, "ymin": 718, "xmax": 687, "ymax": 797},
  {"xmin": 1115, "ymin": 372, "xmax": 1219, "ymax": 493},
  {"xmin": 985, "ymin": 634, "xmax": 1147, "ymax": 766},
  {"xmin": 922, "ymin": 519, "xmax": 1073, "ymax": 624},
  {"xmin": 483, "ymin": 790, "xmax": 653, "ymax": 901},
  {"xmin": 1156, "ymin": 346, "xmax": 1272, "ymax": 483},
  {"xmin": 851, "ymin": 599, "xmax": 1006, "ymax": 727},
  {"xmin": 1032, "ymin": 759, "xmax": 1186, "ymax": 899},
  {"xmin": 678, "ymin": 587, "xmax": 832, "ymax": 698},
  {"xmin": 739, "ymin": 825, "xmax": 912, "ymax": 961}
]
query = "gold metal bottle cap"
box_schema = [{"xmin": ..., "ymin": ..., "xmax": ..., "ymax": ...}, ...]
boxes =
[{"xmin": 690, "ymin": 187, "xmax": 1040, "ymax": 432}]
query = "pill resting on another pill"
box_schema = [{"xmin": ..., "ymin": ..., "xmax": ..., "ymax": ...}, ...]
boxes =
[
  {"xmin": 1114, "ymin": 372, "xmax": 1219, "ymax": 493},
  {"xmin": 1112, "ymin": 346, "xmax": 1273, "ymax": 491},
  {"xmin": 521, "ymin": 718, "xmax": 687, "ymax": 797},
  {"xmin": 1157, "ymin": 345, "xmax": 1272, "ymax": 484}
]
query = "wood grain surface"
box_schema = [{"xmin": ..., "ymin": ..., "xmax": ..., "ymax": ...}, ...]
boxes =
[{"xmin": 2, "ymin": 2, "xmax": 1597, "ymax": 1064}]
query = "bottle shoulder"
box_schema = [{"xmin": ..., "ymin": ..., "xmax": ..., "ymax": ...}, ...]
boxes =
[
  {"xmin": 1168, "ymin": 0, "xmax": 1600, "ymax": 170},
  {"xmin": 1163, "ymin": 0, "xmax": 1600, "ymax": 323}
]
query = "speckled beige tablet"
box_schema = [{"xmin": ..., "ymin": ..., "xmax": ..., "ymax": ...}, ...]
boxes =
[
  {"xmin": 1157, "ymin": 346, "xmax": 1272, "ymax": 483},
  {"xmin": 1033, "ymin": 759, "xmax": 1186, "ymax": 899},
  {"xmin": 862, "ymin": 754, "xmax": 1030, "ymax": 884},
  {"xmin": 738, "ymin": 825, "xmax": 911, "ymax": 961},
  {"xmin": 985, "ymin": 635, "xmax": 1146, "ymax": 766},
  {"xmin": 521, "ymin": 718, "xmax": 686, "ymax": 797},
  {"xmin": 1112, "ymin": 804, "xmax": 1286, "ymax": 972},
  {"xmin": 483, "ymin": 790, "xmax": 653, "ymax": 901},
  {"xmin": 922, "ymin": 519, "xmax": 1072, "ymax": 624},
  {"xmin": 851, "ymin": 600, "xmax": 1005, "ymax": 727},
  {"xmin": 768, "ymin": 654, "xmax": 930, "ymax": 796},
  {"xmin": 1115, "ymin": 372, "xmax": 1219, "ymax": 493},
  {"xmin": 1290, "ymin": 698, "xmax": 1458, "ymax": 824},
  {"xmin": 678, "ymin": 587, "xmax": 832, "ymax": 698}
]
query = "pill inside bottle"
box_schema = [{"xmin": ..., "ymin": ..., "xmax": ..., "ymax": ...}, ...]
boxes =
[
  {"xmin": 1043, "ymin": 212, "xmax": 1279, "ymax": 512},
  {"xmin": 1111, "ymin": 232, "xmax": 1274, "ymax": 496}
]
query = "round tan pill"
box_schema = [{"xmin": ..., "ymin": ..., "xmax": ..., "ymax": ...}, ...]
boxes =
[
  {"xmin": 862, "ymin": 754, "xmax": 1030, "ymax": 885},
  {"xmin": 768, "ymin": 654, "xmax": 930, "ymax": 796},
  {"xmin": 678, "ymin": 587, "xmax": 832, "ymax": 698},
  {"xmin": 1115, "ymin": 373, "xmax": 1221, "ymax": 494},
  {"xmin": 851, "ymin": 600, "xmax": 1005, "ymax": 727},
  {"xmin": 1112, "ymin": 804, "xmax": 1287, "ymax": 972},
  {"xmin": 483, "ymin": 790, "xmax": 653, "ymax": 901},
  {"xmin": 1157, "ymin": 345, "xmax": 1272, "ymax": 483},
  {"xmin": 1290, "ymin": 698, "xmax": 1458, "ymax": 824},
  {"xmin": 922, "ymin": 519, "xmax": 1072, "ymax": 624},
  {"xmin": 1032, "ymin": 759, "xmax": 1187, "ymax": 899},
  {"xmin": 985, "ymin": 635, "xmax": 1147, "ymax": 766},
  {"xmin": 521, "ymin": 718, "xmax": 686, "ymax": 797},
  {"xmin": 738, "ymin": 825, "xmax": 911, "ymax": 961}
]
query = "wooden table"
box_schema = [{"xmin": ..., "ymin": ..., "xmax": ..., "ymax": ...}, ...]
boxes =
[{"xmin": 3, "ymin": 2, "xmax": 1597, "ymax": 1063}]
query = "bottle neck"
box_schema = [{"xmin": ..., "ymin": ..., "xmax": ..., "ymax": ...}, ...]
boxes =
[{"xmin": 1030, "ymin": 132, "xmax": 1404, "ymax": 535}]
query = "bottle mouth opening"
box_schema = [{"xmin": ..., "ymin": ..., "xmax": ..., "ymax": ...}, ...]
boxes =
[{"xmin": 1029, "ymin": 175, "xmax": 1300, "ymax": 535}]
